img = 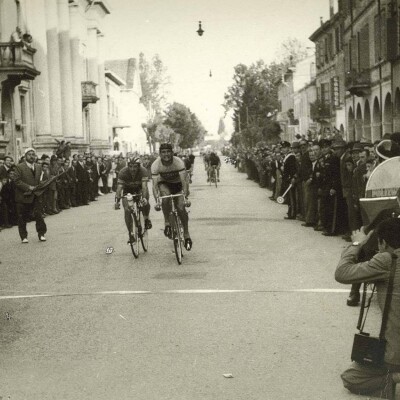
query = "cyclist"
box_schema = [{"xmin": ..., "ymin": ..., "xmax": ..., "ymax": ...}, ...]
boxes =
[
  {"xmin": 207, "ymin": 151, "xmax": 221, "ymax": 182},
  {"xmin": 180, "ymin": 154, "xmax": 193, "ymax": 184},
  {"xmin": 114, "ymin": 157, "xmax": 152, "ymax": 243},
  {"xmin": 151, "ymin": 143, "xmax": 192, "ymax": 251}
]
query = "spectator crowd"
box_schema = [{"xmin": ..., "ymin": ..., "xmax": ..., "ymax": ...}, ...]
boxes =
[
  {"xmin": 223, "ymin": 132, "xmax": 400, "ymax": 242},
  {"xmin": 0, "ymin": 150, "xmax": 159, "ymax": 232}
]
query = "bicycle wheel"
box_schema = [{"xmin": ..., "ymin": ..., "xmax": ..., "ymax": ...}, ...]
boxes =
[
  {"xmin": 171, "ymin": 213, "xmax": 183, "ymax": 264},
  {"xmin": 129, "ymin": 211, "xmax": 140, "ymax": 258},
  {"xmin": 214, "ymin": 169, "xmax": 218, "ymax": 188},
  {"xmin": 138, "ymin": 209, "xmax": 148, "ymax": 252}
]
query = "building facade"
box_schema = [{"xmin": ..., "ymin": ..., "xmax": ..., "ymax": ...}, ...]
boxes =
[
  {"xmin": 105, "ymin": 59, "xmax": 148, "ymax": 155},
  {"xmin": 341, "ymin": 0, "xmax": 400, "ymax": 142},
  {"xmin": 0, "ymin": 0, "xmax": 111, "ymax": 160},
  {"xmin": 309, "ymin": 4, "xmax": 347, "ymax": 138}
]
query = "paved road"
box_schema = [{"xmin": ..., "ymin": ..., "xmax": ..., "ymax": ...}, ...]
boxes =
[{"xmin": 0, "ymin": 160, "xmax": 376, "ymax": 399}]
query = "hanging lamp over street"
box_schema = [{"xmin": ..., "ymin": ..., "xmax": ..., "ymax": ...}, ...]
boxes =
[{"xmin": 197, "ymin": 21, "xmax": 204, "ymax": 36}]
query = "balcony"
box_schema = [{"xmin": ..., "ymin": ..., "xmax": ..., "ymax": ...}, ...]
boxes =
[
  {"xmin": 345, "ymin": 69, "xmax": 371, "ymax": 97},
  {"xmin": 0, "ymin": 42, "xmax": 40, "ymax": 84},
  {"xmin": 310, "ymin": 99, "xmax": 331, "ymax": 122},
  {"xmin": 81, "ymin": 81, "xmax": 99, "ymax": 105}
]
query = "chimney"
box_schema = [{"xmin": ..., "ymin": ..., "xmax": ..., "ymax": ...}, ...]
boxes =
[{"xmin": 329, "ymin": 0, "xmax": 334, "ymax": 18}]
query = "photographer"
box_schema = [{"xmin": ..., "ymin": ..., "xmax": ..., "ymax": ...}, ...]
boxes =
[{"xmin": 335, "ymin": 218, "xmax": 400, "ymax": 398}]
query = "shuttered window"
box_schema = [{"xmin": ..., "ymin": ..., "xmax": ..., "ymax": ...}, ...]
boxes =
[
  {"xmin": 321, "ymin": 82, "xmax": 330, "ymax": 104},
  {"xmin": 328, "ymin": 33, "xmax": 334, "ymax": 59},
  {"xmin": 359, "ymin": 24, "xmax": 370, "ymax": 71},
  {"xmin": 375, "ymin": 14, "xmax": 381, "ymax": 63},
  {"xmin": 381, "ymin": 8, "xmax": 388, "ymax": 61},
  {"xmin": 351, "ymin": 35, "xmax": 358, "ymax": 71},
  {"xmin": 344, "ymin": 43, "xmax": 351, "ymax": 72}
]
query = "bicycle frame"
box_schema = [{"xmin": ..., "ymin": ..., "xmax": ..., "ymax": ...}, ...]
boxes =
[
  {"xmin": 123, "ymin": 193, "xmax": 148, "ymax": 258},
  {"xmin": 159, "ymin": 193, "xmax": 185, "ymax": 264},
  {"xmin": 209, "ymin": 165, "xmax": 218, "ymax": 187}
]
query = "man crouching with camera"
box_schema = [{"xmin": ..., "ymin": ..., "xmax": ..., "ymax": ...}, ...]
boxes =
[{"xmin": 335, "ymin": 218, "xmax": 400, "ymax": 399}]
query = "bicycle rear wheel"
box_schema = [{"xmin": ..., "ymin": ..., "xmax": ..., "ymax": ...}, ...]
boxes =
[
  {"xmin": 171, "ymin": 213, "xmax": 183, "ymax": 264},
  {"xmin": 138, "ymin": 210, "xmax": 148, "ymax": 252},
  {"xmin": 129, "ymin": 212, "xmax": 140, "ymax": 258},
  {"xmin": 214, "ymin": 169, "xmax": 218, "ymax": 188}
]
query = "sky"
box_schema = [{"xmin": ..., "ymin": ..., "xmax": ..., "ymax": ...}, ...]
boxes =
[{"xmin": 103, "ymin": 0, "xmax": 334, "ymax": 137}]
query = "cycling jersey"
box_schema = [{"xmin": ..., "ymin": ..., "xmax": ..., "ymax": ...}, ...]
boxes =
[
  {"xmin": 209, "ymin": 154, "xmax": 221, "ymax": 166},
  {"xmin": 183, "ymin": 158, "xmax": 192, "ymax": 171},
  {"xmin": 117, "ymin": 166, "xmax": 148, "ymax": 194},
  {"xmin": 151, "ymin": 156, "xmax": 185, "ymax": 184}
]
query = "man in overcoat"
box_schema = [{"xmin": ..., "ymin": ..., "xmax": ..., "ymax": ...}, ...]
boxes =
[{"xmin": 13, "ymin": 148, "xmax": 47, "ymax": 242}]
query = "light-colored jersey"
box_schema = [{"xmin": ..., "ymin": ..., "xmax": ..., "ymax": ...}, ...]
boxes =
[{"xmin": 151, "ymin": 156, "xmax": 185, "ymax": 184}]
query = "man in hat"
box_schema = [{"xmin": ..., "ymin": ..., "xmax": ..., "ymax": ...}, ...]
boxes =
[
  {"xmin": 13, "ymin": 148, "xmax": 47, "ymax": 243},
  {"xmin": 321, "ymin": 139, "xmax": 348, "ymax": 237}
]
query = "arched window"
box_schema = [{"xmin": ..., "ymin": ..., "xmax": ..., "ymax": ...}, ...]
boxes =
[
  {"xmin": 373, "ymin": 97, "xmax": 381, "ymax": 141},
  {"xmin": 383, "ymin": 93, "xmax": 392, "ymax": 135}
]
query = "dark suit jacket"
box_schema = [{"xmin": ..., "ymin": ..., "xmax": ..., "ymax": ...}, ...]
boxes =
[
  {"xmin": 14, "ymin": 162, "xmax": 43, "ymax": 204},
  {"xmin": 76, "ymin": 162, "xmax": 89, "ymax": 182},
  {"xmin": 282, "ymin": 153, "xmax": 297, "ymax": 183}
]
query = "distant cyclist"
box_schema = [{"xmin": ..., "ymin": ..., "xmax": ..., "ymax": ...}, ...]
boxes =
[
  {"xmin": 207, "ymin": 151, "xmax": 221, "ymax": 182},
  {"xmin": 151, "ymin": 143, "xmax": 192, "ymax": 250},
  {"xmin": 181, "ymin": 154, "xmax": 193, "ymax": 184},
  {"xmin": 114, "ymin": 157, "xmax": 152, "ymax": 243}
]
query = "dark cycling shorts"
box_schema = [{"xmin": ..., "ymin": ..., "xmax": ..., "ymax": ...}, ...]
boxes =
[{"xmin": 158, "ymin": 182, "xmax": 183, "ymax": 195}]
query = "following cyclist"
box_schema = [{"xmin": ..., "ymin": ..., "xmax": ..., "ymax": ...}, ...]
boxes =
[
  {"xmin": 207, "ymin": 151, "xmax": 221, "ymax": 182},
  {"xmin": 151, "ymin": 143, "xmax": 192, "ymax": 251},
  {"xmin": 114, "ymin": 157, "xmax": 152, "ymax": 243}
]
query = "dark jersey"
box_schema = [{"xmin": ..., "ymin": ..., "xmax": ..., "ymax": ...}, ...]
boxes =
[
  {"xmin": 209, "ymin": 154, "xmax": 220, "ymax": 166},
  {"xmin": 117, "ymin": 166, "xmax": 148, "ymax": 194}
]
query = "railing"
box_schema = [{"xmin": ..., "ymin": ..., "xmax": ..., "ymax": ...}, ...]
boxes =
[
  {"xmin": 310, "ymin": 100, "xmax": 331, "ymax": 121},
  {"xmin": 345, "ymin": 69, "xmax": 371, "ymax": 96},
  {"xmin": 0, "ymin": 42, "xmax": 36, "ymax": 68},
  {"xmin": 81, "ymin": 81, "xmax": 99, "ymax": 104}
]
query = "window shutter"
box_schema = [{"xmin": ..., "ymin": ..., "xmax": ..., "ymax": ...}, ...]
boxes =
[
  {"xmin": 381, "ymin": 10, "xmax": 388, "ymax": 60},
  {"xmin": 344, "ymin": 43, "xmax": 350, "ymax": 72},
  {"xmin": 375, "ymin": 14, "xmax": 381, "ymax": 63},
  {"xmin": 351, "ymin": 35, "xmax": 358, "ymax": 71},
  {"xmin": 359, "ymin": 24, "xmax": 370, "ymax": 70},
  {"xmin": 387, "ymin": 16, "xmax": 398, "ymax": 61}
]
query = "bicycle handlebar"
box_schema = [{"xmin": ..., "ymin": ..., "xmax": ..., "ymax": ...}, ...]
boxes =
[{"xmin": 159, "ymin": 193, "xmax": 185, "ymax": 200}]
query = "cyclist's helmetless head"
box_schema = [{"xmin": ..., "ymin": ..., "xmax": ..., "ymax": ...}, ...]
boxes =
[{"xmin": 159, "ymin": 143, "xmax": 173, "ymax": 165}]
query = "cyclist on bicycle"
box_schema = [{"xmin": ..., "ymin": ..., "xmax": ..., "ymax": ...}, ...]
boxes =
[
  {"xmin": 180, "ymin": 154, "xmax": 193, "ymax": 184},
  {"xmin": 207, "ymin": 151, "xmax": 221, "ymax": 182},
  {"xmin": 151, "ymin": 143, "xmax": 192, "ymax": 251},
  {"xmin": 114, "ymin": 157, "xmax": 152, "ymax": 243}
]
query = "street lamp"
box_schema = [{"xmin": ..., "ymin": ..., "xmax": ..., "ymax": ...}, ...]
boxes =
[{"xmin": 196, "ymin": 21, "xmax": 204, "ymax": 36}]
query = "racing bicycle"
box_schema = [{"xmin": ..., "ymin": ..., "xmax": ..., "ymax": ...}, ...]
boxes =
[
  {"xmin": 123, "ymin": 193, "xmax": 149, "ymax": 258},
  {"xmin": 156, "ymin": 193, "xmax": 190, "ymax": 265},
  {"xmin": 209, "ymin": 165, "xmax": 218, "ymax": 188}
]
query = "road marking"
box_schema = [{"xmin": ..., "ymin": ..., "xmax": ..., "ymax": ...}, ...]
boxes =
[{"xmin": 0, "ymin": 288, "xmax": 353, "ymax": 300}]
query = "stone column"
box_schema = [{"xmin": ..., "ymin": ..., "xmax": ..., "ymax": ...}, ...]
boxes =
[
  {"xmin": 45, "ymin": 0, "xmax": 63, "ymax": 137},
  {"xmin": 57, "ymin": 0, "xmax": 74, "ymax": 137},
  {"xmin": 69, "ymin": 2, "xmax": 84, "ymax": 139},
  {"xmin": 24, "ymin": 0, "xmax": 51, "ymax": 138},
  {"xmin": 97, "ymin": 33, "xmax": 109, "ymax": 144},
  {"xmin": 87, "ymin": 27, "xmax": 101, "ymax": 144}
]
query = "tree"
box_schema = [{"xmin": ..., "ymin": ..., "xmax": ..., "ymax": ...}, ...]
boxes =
[
  {"xmin": 223, "ymin": 60, "xmax": 281, "ymax": 147},
  {"xmin": 164, "ymin": 102, "xmax": 206, "ymax": 149},
  {"xmin": 275, "ymin": 37, "xmax": 309, "ymax": 68},
  {"xmin": 139, "ymin": 53, "xmax": 170, "ymax": 151}
]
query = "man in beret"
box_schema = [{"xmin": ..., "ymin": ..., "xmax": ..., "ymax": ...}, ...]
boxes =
[{"xmin": 13, "ymin": 148, "xmax": 47, "ymax": 243}]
